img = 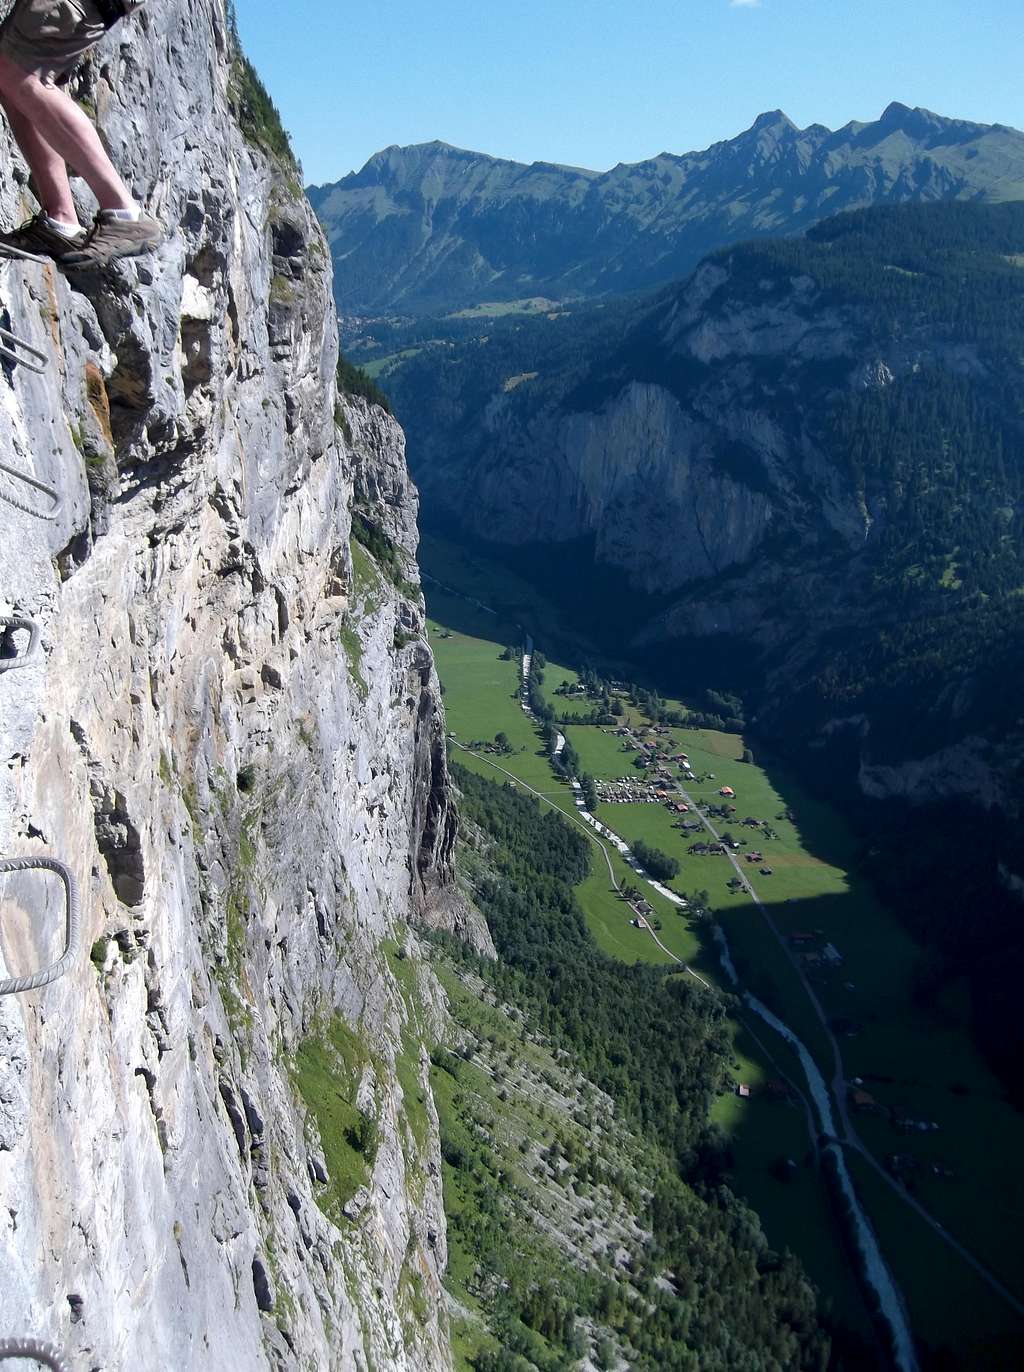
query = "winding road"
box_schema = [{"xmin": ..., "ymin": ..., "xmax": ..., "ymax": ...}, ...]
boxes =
[{"xmin": 449, "ymin": 738, "xmax": 706, "ymax": 981}]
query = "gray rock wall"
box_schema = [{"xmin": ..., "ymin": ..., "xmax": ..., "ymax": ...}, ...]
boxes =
[{"xmin": 0, "ymin": 2, "xmax": 477, "ymax": 1366}]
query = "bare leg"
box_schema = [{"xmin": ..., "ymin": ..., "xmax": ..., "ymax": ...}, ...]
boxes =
[
  {"xmin": 0, "ymin": 53, "xmax": 134, "ymax": 212},
  {"xmin": 1, "ymin": 98, "xmax": 78, "ymax": 222}
]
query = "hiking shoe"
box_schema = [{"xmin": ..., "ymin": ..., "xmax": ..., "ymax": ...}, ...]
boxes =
[
  {"xmin": 61, "ymin": 210, "xmax": 164, "ymax": 268},
  {"xmin": 0, "ymin": 212, "xmax": 87, "ymax": 263}
]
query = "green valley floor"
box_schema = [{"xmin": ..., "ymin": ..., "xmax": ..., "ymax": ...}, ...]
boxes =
[{"xmin": 425, "ymin": 589, "xmax": 1024, "ymax": 1369}]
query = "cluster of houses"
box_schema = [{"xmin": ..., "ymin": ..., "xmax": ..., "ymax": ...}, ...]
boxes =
[
  {"xmin": 596, "ymin": 776, "xmax": 677, "ymax": 805},
  {"xmin": 467, "ymin": 738, "xmax": 514, "ymax": 756},
  {"xmin": 689, "ymin": 840, "xmax": 729, "ymax": 856},
  {"xmin": 611, "ymin": 726, "xmax": 698, "ymax": 779},
  {"xmin": 851, "ymin": 1086, "xmax": 947, "ymax": 1173},
  {"xmin": 628, "ymin": 900, "xmax": 654, "ymax": 929},
  {"xmin": 742, "ymin": 848, "xmax": 774, "ymax": 874},
  {"xmin": 788, "ymin": 931, "xmax": 845, "ymax": 970}
]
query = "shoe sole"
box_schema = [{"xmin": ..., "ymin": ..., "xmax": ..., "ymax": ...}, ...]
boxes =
[{"xmin": 61, "ymin": 236, "xmax": 164, "ymax": 270}]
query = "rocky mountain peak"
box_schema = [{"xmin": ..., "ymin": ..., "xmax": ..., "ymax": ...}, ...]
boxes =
[
  {"xmin": 877, "ymin": 100, "xmax": 960, "ymax": 138},
  {"xmin": 748, "ymin": 109, "xmax": 799, "ymax": 136}
]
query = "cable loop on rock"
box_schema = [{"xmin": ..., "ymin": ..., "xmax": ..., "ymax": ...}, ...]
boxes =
[
  {"xmin": 0, "ymin": 1337, "xmax": 72, "ymax": 1371},
  {"xmin": 0, "ymin": 250, "xmax": 51, "ymax": 373},
  {"xmin": 0, "ymin": 858, "xmax": 82, "ymax": 996},
  {"xmin": 0, "ymin": 617, "xmax": 41, "ymax": 674},
  {"xmin": 0, "ymin": 326, "xmax": 48, "ymax": 374}
]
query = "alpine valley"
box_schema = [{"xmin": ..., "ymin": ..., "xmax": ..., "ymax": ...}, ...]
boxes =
[{"xmin": 316, "ymin": 106, "xmax": 1024, "ymax": 1370}]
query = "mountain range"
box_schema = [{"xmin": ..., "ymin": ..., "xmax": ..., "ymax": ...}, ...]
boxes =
[{"xmin": 309, "ymin": 104, "xmax": 1024, "ymax": 315}]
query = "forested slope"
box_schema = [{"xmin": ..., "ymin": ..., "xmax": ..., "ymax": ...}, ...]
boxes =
[{"xmin": 434, "ymin": 765, "xmax": 836, "ymax": 1371}]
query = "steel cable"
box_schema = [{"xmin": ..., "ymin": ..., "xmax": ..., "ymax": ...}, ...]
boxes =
[
  {"xmin": 0, "ymin": 460, "xmax": 62, "ymax": 521},
  {"xmin": 0, "ymin": 858, "xmax": 81, "ymax": 995},
  {"xmin": 0, "ymin": 247, "xmax": 51, "ymax": 373}
]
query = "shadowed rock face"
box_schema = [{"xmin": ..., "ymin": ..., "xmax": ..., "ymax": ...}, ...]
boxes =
[
  {"xmin": 309, "ymin": 105, "xmax": 1024, "ymax": 314},
  {"xmin": 0, "ymin": 3, "xmax": 486, "ymax": 1367},
  {"xmin": 388, "ymin": 201, "xmax": 1024, "ymax": 810}
]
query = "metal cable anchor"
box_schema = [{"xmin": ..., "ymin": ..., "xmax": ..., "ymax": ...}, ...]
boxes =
[
  {"xmin": 0, "ymin": 459, "xmax": 62, "ymax": 521},
  {"xmin": 0, "ymin": 857, "xmax": 81, "ymax": 996},
  {"xmin": 0, "ymin": 616, "xmax": 41, "ymax": 674},
  {"xmin": 0, "ymin": 244, "xmax": 51, "ymax": 374},
  {"xmin": 0, "ymin": 1338, "xmax": 71, "ymax": 1371}
]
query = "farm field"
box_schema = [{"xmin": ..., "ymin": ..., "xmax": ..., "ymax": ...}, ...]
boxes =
[
  {"xmin": 568, "ymin": 724, "xmax": 642, "ymax": 777},
  {"xmin": 426, "ymin": 598, "xmax": 1024, "ymax": 1360},
  {"xmin": 448, "ymin": 296, "xmax": 562, "ymax": 318},
  {"xmin": 362, "ymin": 345, "xmax": 424, "ymax": 379},
  {"xmin": 847, "ymin": 1153, "xmax": 1024, "ymax": 1366},
  {"xmin": 428, "ymin": 621, "xmax": 696, "ymax": 966},
  {"xmin": 712, "ymin": 1020, "xmax": 871, "ymax": 1336},
  {"xmin": 592, "ymin": 800, "xmax": 691, "ymax": 894}
]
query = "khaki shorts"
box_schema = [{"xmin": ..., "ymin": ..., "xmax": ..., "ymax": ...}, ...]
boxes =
[{"xmin": 0, "ymin": 0, "xmax": 140, "ymax": 86}]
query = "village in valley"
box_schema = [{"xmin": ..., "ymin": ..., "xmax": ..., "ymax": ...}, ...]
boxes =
[
  {"xmin": 543, "ymin": 658, "xmax": 982, "ymax": 1192},
  {"xmin": 424, "ymin": 593, "xmax": 1024, "ymax": 1356}
]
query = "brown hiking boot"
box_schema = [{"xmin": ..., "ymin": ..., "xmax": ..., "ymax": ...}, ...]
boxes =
[
  {"xmin": 0, "ymin": 212, "xmax": 87, "ymax": 263},
  {"xmin": 61, "ymin": 209, "xmax": 164, "ymax": 269}
]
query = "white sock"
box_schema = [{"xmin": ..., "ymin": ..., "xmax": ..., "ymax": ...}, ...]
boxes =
[
  {"xmin": 105, "ymin": 205, "xmax": 142, "ymax": 221},
  {"xmin": 45, "ymin": 216, "xmax": 83, "ymax": 238}
]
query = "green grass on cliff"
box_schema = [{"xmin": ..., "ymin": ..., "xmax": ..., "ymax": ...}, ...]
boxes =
[{"xmin": 292, "ymin": 1017, "xmax": 377, "ymax": 1220}]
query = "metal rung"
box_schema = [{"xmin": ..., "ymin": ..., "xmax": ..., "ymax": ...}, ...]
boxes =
[
  {"xmin": 0, "ymin": 459, "xmax": 62, "ymax": 521},
  {"xmin": 0, "ymin": 857, "xmax": 81, "ymax": 996},
  {"xmin": 0, "ymin": 1337, "xmax": 71, "ymax": 1371},
  {"xmin": 0, "ymin": 246, "xmax": 51, "ymax": 373},
  {"xmin": 0, "ymin": 326, "xmax": 48, "ymax": 374},
  {"xmin": 0, "ymin": 616, "xmax": 40, "ymax": 673}
]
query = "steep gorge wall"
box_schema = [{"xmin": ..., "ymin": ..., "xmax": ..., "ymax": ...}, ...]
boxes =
[
  {"xmin": 405, "ymin": 239, "xmax": 1022, "ymax": 811},
  {"xmin": 0, "ymin": 3, "xmax": 483, "ymax": 1367}
]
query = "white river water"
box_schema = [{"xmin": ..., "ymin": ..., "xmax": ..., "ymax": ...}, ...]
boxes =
[{"xmin": 715, "ymin": 925, "xmax": 918, "ymax": 1371}]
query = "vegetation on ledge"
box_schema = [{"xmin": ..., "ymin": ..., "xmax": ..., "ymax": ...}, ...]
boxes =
[{"xmin": 338, "ymin": 351, "xmax": 392, "ymax": 414}]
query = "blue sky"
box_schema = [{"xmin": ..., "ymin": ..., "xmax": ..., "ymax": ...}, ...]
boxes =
[{"xmin": 236, "ymin": 0, "xmax": 1024, "ymax": 187}]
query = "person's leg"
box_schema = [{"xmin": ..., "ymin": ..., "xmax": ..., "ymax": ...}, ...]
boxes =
[
  {"xmin": 0, "ymin": 97, "xmax": 78, "ymax": 223},
  {"xmin": 0, "ymin": 52, "xmax": 134, "ymax": 212}
]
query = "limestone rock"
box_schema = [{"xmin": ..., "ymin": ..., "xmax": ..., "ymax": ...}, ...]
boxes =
[{"xmin": 0, "ymin": 3, "xmax": 468, "ymax": 1367}]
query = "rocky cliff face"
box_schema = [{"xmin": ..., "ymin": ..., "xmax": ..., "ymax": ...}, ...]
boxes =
[
  {"xmin": 459, "ymin": 374, "xmax": 779, "ymax": 595},
  {"xmin": 0, "ymin": 3, "xmax": 486, "ymax": 1367},
  {"xmin": 412, "ymin": 257, "xmax": 883, "ymax": 612}
]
